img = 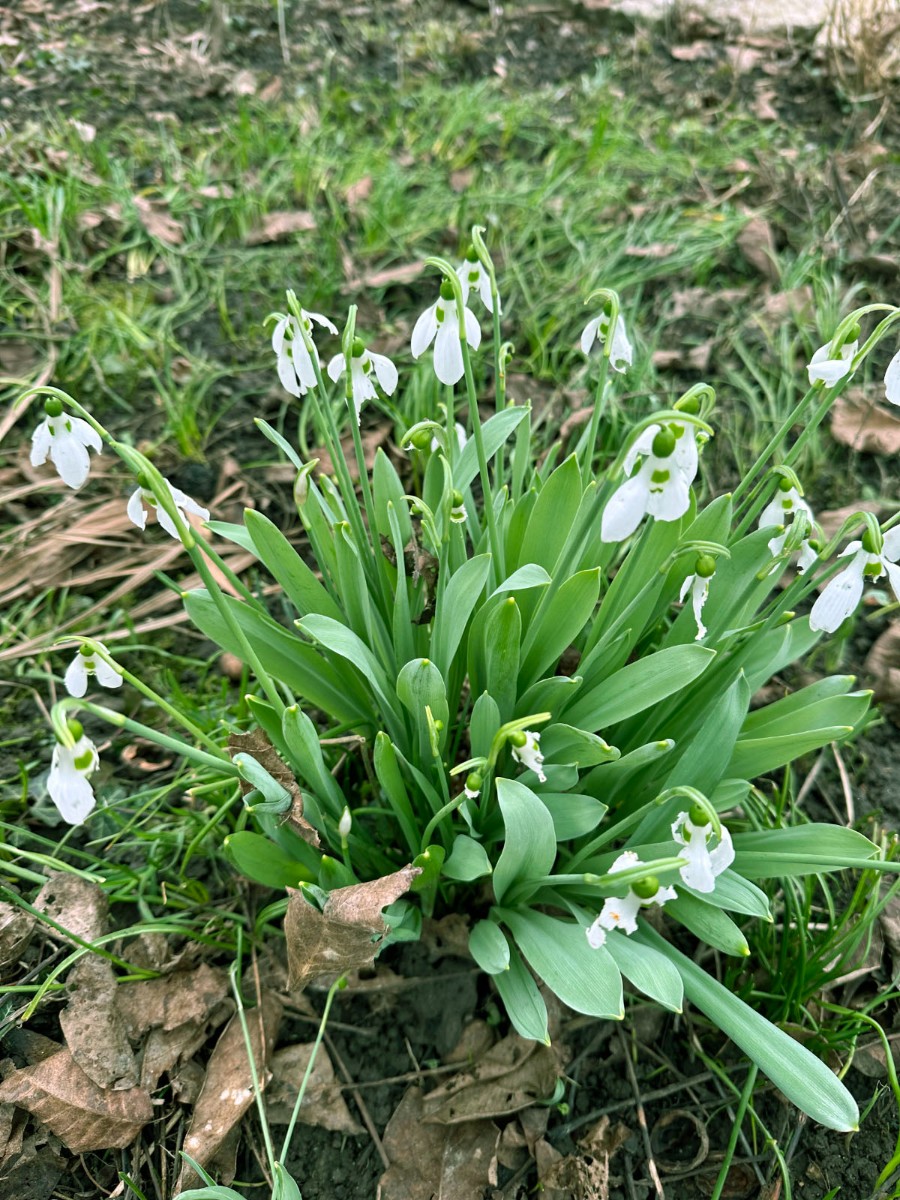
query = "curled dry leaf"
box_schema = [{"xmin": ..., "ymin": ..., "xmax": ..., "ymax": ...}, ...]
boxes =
[
  {"xmin": 285, "ymin": 864, "xmax": 421, "ymax": 990},
  {"xmin": 376, "ymin": 1086, "xmax": 499, "ymax": 1200},
  {"xmin": 134, "ymin": 195, "xmax": 184, "ymax": 246},
  {"xmin": 115, "ymin": 962, "xmax": 229, "ymax": 1038},
  {"xmin": 737, "ymin": 214, "xmax": 779, "ymax": 282},
  {"xmin": 831, "ymin": 392, "xmax": 900, "ymax": 455},
  {"xmin": 245, "ymin": 209, "xmax": 317, "ymax": 245},
  {"xmin": 59, "ymin": 956, "xmax": 137, "ymax": 1090},
  {"xmin": 266, "ymin": 1042, "xmax": 363, "ymax": 1134},
  {"xmin": 422, "ymin": 1035, "xmax": 559, "ymax": 1124},
  {"xmin": 0, "ymin": 1050, "xmax": 152, "ymax": 1152},
  {"xmin": 176, "ymin": 991, "xmax": 283, "ymax": 1193},
  {"xmin": 865, "ymin": 622, "xmax": 900, "ymax": 719},
  {"xmin": 229, "ymin": 728, "xmax": 320, "ymax": 847},
  {"xmin": 0, "ymin": 901, "xmax": 34, "ymax": 972},
  {"xmin": 535, "ymin": 1137, "xmax": 609, "ymax": 1200},
  {"xmin": 33, "ymin": 873, "xmax": 108, "ymax": 943}
]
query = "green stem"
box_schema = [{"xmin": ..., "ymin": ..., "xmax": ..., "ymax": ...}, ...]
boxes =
[
  {"xmin": 710, "ymin": 1064, "xmax": 758, "ymax": 1200},
  {"xmin": 230, "ymin": 955, "xmax": 277, "ymax": 1178},
  {"xmin": 279, "ymin": 975, "xmax": 345, "ymax": 1161},
  {"xmin": 578, "ymin": 352, "xmax": 611, "ymax": 478},
  {"xmin": 459, "ymin": 338, "xmax": 504, "ymax": 580}
]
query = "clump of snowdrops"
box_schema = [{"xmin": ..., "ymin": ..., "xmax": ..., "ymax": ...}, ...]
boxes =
[{"xmin": 26, "ymin": 226, "xmax": 900, "ymax": 1189}]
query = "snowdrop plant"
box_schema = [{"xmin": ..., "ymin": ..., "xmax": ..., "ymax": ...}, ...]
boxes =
[{"xmin": 23, "ymin": 229, "xmax": 900, "ymax": 1144}]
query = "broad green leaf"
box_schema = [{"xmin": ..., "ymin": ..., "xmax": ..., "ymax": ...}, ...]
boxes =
[
  {"xmin": 667, "ymin": 893, "xmax": 749, "ymax": 957},
  {"xmin": 581, "ymin": 739, "xmax": 675, "ymax": 803},
  {"xmin": 372, "ymin": 448, "xmax": 412, "ymax": 544},
  {"xmin": 520, "ymin": 569, "xmax": 602, "ymax": 687},
  {"xmin": 535, "ymin": 792, "xmax": 608, "ymax": 840},
  {"xmin": 455, "ymin": 408, "xmax": 530, "ymax": 490},
  {"xmin": 475, "ymin": 598, "xmax": 521, "ymax": 721},
  {"xmin": 493, "ymin": 942, "xmax": 549, "ymax": 1043},
  {"xmin": 245, "ymin": 509, "xmax": 343, "ymax": 621},
  {"xmin": 499, "ymin": 908, "xmax": 623, "ymax": 1019},
  {"xmin": 298, "ymin": 614, "xmax": 401, "ymax": 724},
  {"xmin": 470, "ymin": 691, "xmax": 502, "ymax": 759},
  {"xmin": 491, "ymin": 563, "xmax": 552, "ymax": 596},
  {"xmin": 372, "ymin": 733, "xmax": 420, "ymax": 856},
  {"xmin": 742, "ymin": 617, "xmax": 821, "ymax": 693},
  {"xmin": 224, "ymin": 831, "xmax": 314, "ymax": 889},
  {"xmin": 660, "ymin": 671, "xmax": 751, "ymax": 801},
  {"xmin": 518, "ymin": 455, "xmax": 584, "ymax": 573},
  {"xmin": 493, "ymin": 778, "xmax": 557, "ymax": 903},
  {"xmin": 282, "ymin": 704, "xmax": 346, "ymax": 818},
  {"xmin": 396, "ymin": 658, "xmax": 450, "ymax": 756},
  {"xmin": 740, "ymin": 682, "xmax": 868, "ymax": 739},
  {"xmin": 272, "ymin": 1163, "xmax": 303, "ymax": 1200},
  {"xmin": 565, "ymin": 645, "xmax": 716, "ymax": 732},
  {"xmin": 541, "ymin": 724, "xmax": 619, "ymax": 769},
  {"xmin": 469, "ymin": 919, "xmax": 510, "ymax": 974},
  {"xmin": 603, "ymin": 931, "xmax": 683, "ymax": 1011},
  {"xmin": 205, "ymin": 520, "xmax": 258, "ymax": 555},
  {"xmin": 432, "ymin": 555, "xmax": 491, "ymax": 676},
  {"xmin": 515, "ymin": 674, "xmax": 582, "ymax": 721},
  {"xmin": 732, "ymin": 824, "xmax": 879, "ymax": 878},
  {"xmin": 635, "ymin": 925, "xmax": 859, "ymax": 1131},
  {"xmin": 686, "ymin": 869, "xmax": 771, "ymax": 920},
  {"xmin": 728, "ymin": 706, "xmax": 867, "ymax": 779},
  {"xmin": 443, "ymin": 835, "xmax": 493, "ymax": 882}
]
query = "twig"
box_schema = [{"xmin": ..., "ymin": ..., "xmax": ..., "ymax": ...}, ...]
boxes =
[
  {"xmin": 832, "ymin": 742, "xmax": 855, "ymax": 826},
  {"xmin": 324, "ymin": 1031, "xmax": 390, "ymax": 1171},
  {"xmin": 617, "ymin": 1026, "xmax": 665, "ymax": 1199}
]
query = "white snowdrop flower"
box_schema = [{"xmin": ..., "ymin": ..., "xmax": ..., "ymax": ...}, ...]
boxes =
[
  {"xmin": 48, "ymin": 721, "xmax": 99, "ymax": 825},
  {"xmin": 586, "ymin": 851, "xmax": 677, "ymax": 949},
  {"xmin": 127, "ymin": 478, "xmax": 210, "ymax": 541},
  {"xmin": 679, "ymin": 554, "xmax": 716, "ymax": 640},
  {"xmin": 30, "ymin": 398, "xmax": 102, "ymax": 490},
  {"xmin": 463, "ymin": 772, "xmax": 483, "ymax": 801},
  {"xmin": 450, "ymin": 488, "xmax": 467, "ymax": 525},
  {"xmin": 671, "ymin": 809, "xmax": 734, "ymax": 893},
  {"xmin": 64, "ymin": 643, "xmax": 123, "ymax": 699},
  {"xmin": 432, "ymin": 422, "xmax": 468, "ymax": 454},
  {"xmin": 271, "ymin": 309, "xmax": 338, "ymax": 397},
  {"xmin": 759, "ymin": 483, "xmax": 817, "ymax": 573},
  {"xmin": 885, "ymin": 348, "xmax": 900, "ymax": 406},
  {"xmin": 809, "ymin": 527, "xmax": 900, "ymax": 633},
  {"xmin": 581, "ymin": 308, "xmax": 633, "ymax": 374},
  {"xmin": 807, "ymin": 338, "xmax": 858, "ymax": 388},
  {"xmin": 601, "ymin": 423, "xmax": 698, "ymax": 542},
  {"xmin": 510, "ymin": 730, "xmax": 546, "ymax": 784},
  {"xmin": 411, "ymin": 279, "xmax": 482, "ymax": 386},
  {"xmin": 338, "ymin": 807, "xmax": 352, "ymax": 839},
  {"xmin": 327, "ymin": 338, "xmax": 398, "ymax": 424},
  {"xmin": 457, "ymin": 249, "xmax": 499, "ymax": 315}
]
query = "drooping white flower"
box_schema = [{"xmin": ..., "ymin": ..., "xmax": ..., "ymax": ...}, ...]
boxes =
[
  {"xmin": 601, "ymin": 422, "xmax": 698, "ymax": 542},
  {"xmin": 411, "ymin": 280, "xmax": 481, "ymax": 386},
  {"xmin": 885, "ymin": 348, "xmax": 900, "ymax": 406},
  {"xmin": 463, "ymin": 772, "xmax": 482, "ymax": 801},
  {"xmin": 64, "ymin": 643, "xmax": 123, "ymax": 698},
  {"xmin": 457, "ymin": 252, "xmax": 499, "ymax": 315},
  {"xmin": 30, "ymin": 401, "xmax": 102, "ymax": 490},
  {"xmin": 809, "ymin": 528, "xmax": 900, "ymax": 633},
  {"xmin": 759, "ymin": 484, "xmax": 817, "ymax": 574},
  {"xmin": 586, "ymin": 851, "xmax": 677, "ymax": 949},
  {"xmin": 48, "ymin": 723, "xmax": 99, "ymax": 824},
  {"xmin": 338, "ymin": 807, "xmax": 352, "ymax": 839},
  {"xmin": 271, "ymin": 310, "xmax": 338, "ymax": 397},
  {"xmin": 450, "ymin": 488, "xmax": 467, "ymax": 525},
  {"xmin": 807, "ymin": 338, "xmax": 858, "ymax": 388},
  {"xmin": 511, "ymin": 730, "xmax": 546, "ymax": 784},
  {"xmin": 432, "ymin": 422, "xmax": 468, "ymax": 454},
  {"xmin": 671, "ymin": 810, "xmax": 734, "ymax": 893},
  {"xmin": 581, "ymin": 309, "xmax": 633, "ymax": 374},
  {"xmin": 127, "ymin": 478, "xmax": 210, "ymax": 540},
  {"xmin": 679, "ymin": 555, "xmax": 715, "ymax": 640},
  {"xmin": 327, "ymin": 340, "xmax": 398, "ymax": 424}
]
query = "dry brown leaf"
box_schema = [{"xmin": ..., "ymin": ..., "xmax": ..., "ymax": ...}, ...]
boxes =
[
  {"xmin": 422, "ymin": 1035, "xmax": 559, "ymax": 1124},
  {"xmin": 266, "ymin": 1042, "xmax": 363, "ymax": 1134},
  {"xmin": 345, "ymin": 261, "xmax": 425, "ymax": 291},
  {"xmin": 228, "ymin": 728, "xmax": 320, "ymax": 847},
  {"xmin": 376, "ymin": 1086, "xmax": 499, "ymax": 1200},
  {"xmin": 668, "ymin": 286, "xmax": 749, "ymax": 322},
  {"xmin": 115, "ymin": 962, "xmax": 229, "ymax": 1039},
  {"xmin": 134, "ymin": 195, "xmax": 184, "ymax": 245},
  {"xmin": 227, "ymin": 68, "xmax": 257, "ymax": 95},
  {"xmin": 624, "ymin": 242, "xmax": 678, "ymax": 259},
  {"xmin": 751, "ymin": 84, "xmax": 780, "ymax": 121},
  {"xmin": 670, "ymin": 40, "xmax": 715, "ymax": 60},
  {"xmin": 344, "ymin": 175, "xmax": 374, "ymax": 210},
  {"xmin": 450, "ymin": 167, "xmax": 475, "ymax": 192},
  {"xmin": 737, "ymin": 215, "xmax": 779, "ymax": 282},
  {"xmin": 865, "ymin": 622, "xmax": 900, "ymax": 718},
  {"xmin": 176, "ymin": 991, "xmax": 282, "ymax": 1192},
  {"xmin": 59, "ymin": 956, "xmax": 138, "ymax": 1090},
  {"xmin": 0, "ymin": 1127, "xmax": 66, "ymax": 1199},
  {"xmin": 33, "ymin": 874, "xmax": 108, "ymax": 943},
  {"xmin": 285, "ymin": 865, "xmax": 421, "ymax": 990},
  {"xmin": 0, "ymin": 1050, "xmax": 152, "ymax": 1152},
  {"xmin": 726, "ymin": 44, "xmax": 763, "ymax": 71},
  {"xmin": 652, "ymin": 342, "xmax": 712, "ymax": 372},
  {"xmin": 245, "ymin": 210, "xmax": 317, "ymax": 245},
  {"xmin": 755, "ymin": 286, "xmax": 815, "ymax": 329},
  {"xmin": 816, "ymin": 500, "xmax": 885, "ymax": 542},
  {"xmin": 0, "ymin": 901, "xmax": 34, "ymax": 972},
  {"xmin": 535, "ymin": 1137, "xmax": 609, "ymax": 1200},
  {"xmin": 831, "ymin": 393, "xmax": 900, "ymax": 455}
]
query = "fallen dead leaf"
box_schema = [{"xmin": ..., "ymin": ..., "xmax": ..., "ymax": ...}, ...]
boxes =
[
  {"xmin": 726, "ymin": 44, "xmax": 763, "ymax": 72},
  {"xmin": 422, "ymin": 1035, "xmax": 559, "ymax": 1124},
  {"xmin": 670, "ymin": 40, "xmax": 715, "ymax": 60},
  {"xmin": 0, "ymin": 1126, "xmax": 66, "ymax": 1200},
  {"xmin": 0, "ymin": 1050, "xmax": 152, "ymax": 1152},
  {"xmin": 345, "ymin": 175, "xmax": 374, "ymax": 210},
  {"xmin": 59, "ymin": 956, "xmax": 138, "ymax": 1090},
  {"xmin": 450, "ymin": 167, "xmax": 475, "ymax": 192},
  {"xmin": 345, "ymin": 260, "xmax": 425, "ymax": 291},
  {"xmin": 865, "ymin": 622, "xmax": 900, "ymax": 719},
  {"xmin": 176, "ymin": 991, "xmax": 282, "ymax": 1192},
  {"xmin": 737, "ymin": 214, "xmax": 779, "ymax": 282},
  {"xmin": 266, "ymin": 1042, "xmax": 363, "ymax": 1134},
  {"xmin": 0, "ymin": 901, "xmax": 34, "ymax": 973},
  {"xmin": 286, "ymin": 865, "xmax": 421, "ymax": 990},
  {"xmin": 229, "ymin": 728, "xmax": 320, "ymax": 847},
  {"xmin": 227, "ymin": 68, "xmax": 257, "ymax": 95},
  {"xmin": 652, "ymin": 341, "xmax": 713, "ymax": 372},
  {"xmin": 668, "ymin": 286, "xmax": 749, "ymax": 322},
  {"xmin": 376, "ymin": 1086, "xmax": 499, "ymax": 1200},
  {"xmin": 134, "ymin": 195, "xmax": 184, "ymax": 246},
  {"xmin": 751, "ymin": 84, "xmax": 780, "ymax": 121},
  {"xmin": 535, "ymin": 1136, "xmax": 609, "ymax": 1200},
  {"xmin": 115, "ymin": 962, "xmax": 229, "ymax": 1039},
  {"xmin": 33, "ymin": 874, "xmax": 108, "ymax": 944},
  {"xmin": 245, "ymin": 210, "xmax": 317, "ymax": 245},
  {"xmin": 754, "ymin": 286, "xmax": 815, "ymax": 330},
  {"xmin": 831, "ymin": 393, "xmax": 900, "ymax": 455},
  {"xmin": 816, "ymin": 499, "xmax": 885, "ymax": 542},
  {"xmin": 624, "ymin": 242, "xmax": 678, "ymax": 259}
]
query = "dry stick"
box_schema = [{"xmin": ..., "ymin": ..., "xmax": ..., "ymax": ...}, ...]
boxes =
[
  {"xmin": 324, "ymin": 1031, "xmax": 390, "ymax": 1171},
  {"xmin": 617, "ymin": 1026, "xmax": 666, "ymax": 1199},
  {"xmin": 832, "ymin": 742, "xmax": 856, "ymax": 825}
]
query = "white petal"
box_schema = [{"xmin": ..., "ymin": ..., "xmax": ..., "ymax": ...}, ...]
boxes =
[
  {"xmin": 883, "ymin": 559, "xmax": 900, "ymax": 606},
  {"xmin": 48, "ymin": 742, "xmax": 97, "ymax": 825},
  {"xmin": 156, "ymin": 504, "xmax": 181, "ymax": 540},
  {"xmin": 479, "ymin": 271, "xmax": 495, "ymax": 313},
  {"xmin": 127, "ymin": 488, "xmax": 148, "ymax": 530},
  {"xmin": 883, "ymin": 527, "xmax": 900, "ymax": 563},
  {"xmin": 623, "ymin": 426, "xmax": 658, "ymax": 476},
  {"xmin": 608, "ymin": 318, "xmax": 633, "ymax": 373},
  {"xmin": 326, "ymin": 353, "xmax": 346, "ymax": 383},
  {"xmin": 169, "ymin": 484, "xmax": 210, "ymax": 522},
  {"xmin": 277, "ymin": 351, "xmax": 303, "ymax": 397},
  {"xmin": 291, "ymin": 336, "xmax": 319, "ymax": 390},
  {"xmin": 885, "ymin": 348, "xmax": 900, "ymax": 406},
  {"xmin": 680, "ymin": 836, "xmax": 716, "ymax": 893},
  {"xmin": 271, "ymin": 316, "xmax": 289, "ymax": 355},
  {"xmin": 586, "ymin": 920, "xmax": 607, "ymax": 949},
  {"xmin": 601, "ymin": 472, "xmax": 650, "ymax": 542},
  {"xmin": 71, "ymin": 417, "xmax": 102, "ymax": 453},
  {"xmin": 671, "ymin": 812, "xmax": 689, "ymax": 844},
  {"xmin": 610, "ymin": 851, "xmax": 641, "ymax": 873},
  {"xmin": 411, "ymin": 303, "xmax": 439, "ymax": 358},
  {"xmin": 94, "ymin": 657, "xmax": 123, "ymax": 689},
  {"xmin": 30, "ymin": 419, "xmax": 53, "ymax": 466},
  {"xmin": 767, "ymin": 531, "xmax": 787, "ymax": 559},
  {"xmin": 433, "ymin": 319, "xmax": 464, "ymax": 386},
  {"xmin": 580, "ymin": 316, "xmax": 601, "ymax": 355},
  {"xmin": 646, "ymin": 467, "xmax": 690, "ymax": 523},
  {"xmin": 809, "ymin": 560, "xmax": 865, "ymax": 632},
  {"xmin": 651, "ymin": 885, "xmax": 677, "ymax": 906},
  {"xmin": 64, "ymin": 656, "xmax": 89, "ymax": 698},
  {"xmin": 807, "ymin": 342, "xmax": 855, "ymax": 387},
  {"xmin": 599, "ymin": 893, "xmax": 641, "ymax": 935},
  {"xmin": 307, "ymin": 310, "xmax": 338, "ymax": 335},
  {"xmin": 370, "ymin": 351, "xmax": 398, "ymax": 395},
  {"xmin": 708, "ymin": 827, "xmax": 735, "ymax": 877},
  {"xmin": 463, "ymin": 305, "xmax": 482, "ymax": 351},
  {"xmin": 672, "ymin": 426, "xmax": 699, "ymax": 482},
  {"xmin": 51, "ymin": 432, "xmax": 91, "ymax": 489},
  {"xmin": 797, "ymin": 540, "xmax": 818, "ymax": 573},
  {"xmin": 690, "ymin": 575, "xmax": 709, "ymax": 640}
]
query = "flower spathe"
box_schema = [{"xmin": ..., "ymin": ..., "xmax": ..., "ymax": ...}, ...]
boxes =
[
  {"xmin": 807, "ymin": 339, "xmax": 858, "ymax": 388},
  {"xmin": 601, "ymin": 422, "xmax": 698, "ymax": 543},
  {"xmin": 127, "ymin": 479, "xmax": 210, "ymax": 541},
  {"xmin": 64, "ymin": 643, "xmax": 123, "ymax": 698},
  {"xmin": 581, "ymin": 309, "xmax": 633, "ymax": 374},
  {"xmin": 272, "ymin": 310, "xmax": 338, "ymax": 397},
  {"xmin": 671, "ymin": 811, "xmax": 734, "ymax": 893},
  {"xmin": 411, "ymin": 285, "xmax": 481, "ymax": 386},
  {"xmin": 327, "ymin": 345, "xmax": 398, "ymax": 424},
  {"xmin": 586, "ymin": 851, "xmax": 677, "ymax": 949},
  {"xmin": 511, "ymin": 730, "xmax": 546, "ymax": 784},
  {"xmin": 759, "ymin": 485, "xmax": 818, "ymax": 573},
  {"xmin": 31, "ymin": 410, "xmax": 102, "ymax": 490},
  {"xmin": 48, "ymin": 733, "xmax": 99, "ymax": 825},
  {"xmin": 809, "ymin": 528, "xmax": 900, "ymax": 633}
]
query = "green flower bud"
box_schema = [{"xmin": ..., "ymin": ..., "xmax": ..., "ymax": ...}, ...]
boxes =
[
  {"xmin": 79, "ymin": 645, "xmax": 93, "ymax": 657},
  {"xmin": 44, "ymin": 397, "xmax": 64, "ymax": 418},
  {"xmin": 439, "ymin": 279, "xmax": 456, "ymax": 301},
  {"xmin": 675, "ymin": 395, "xmax": 700, "ymax": 415},
  {"xmin": 450, "ymin": 489, "xmax": 464, "ymax": 507},
  {"xmin": 844, "ymin": 322, "xmax": 861, "ymax": 343},
  {"xmin": 695, "ymin": 554, "xmax": 716, "ymax": 579},
  {"xmin": 651, "ymin": 427, "xmax": 677, "ymax": 458},
  {"xmin": 632, "ymin": 876, "xmax": 660, "ymax": 900},
  {"xmin": 410, "ymin": 429, "xmax": 433, "ymax": 450},
  {"xmin": 466, "ymin": 772, "xmax": 483, "ymax": 792}
]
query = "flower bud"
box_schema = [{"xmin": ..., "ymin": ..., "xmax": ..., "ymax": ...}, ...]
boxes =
[
  {"xmin": 651, "ymin": 427, "xmax": 677, "ymax": 458},
  {"xmin": 695, "ymin": 554, "xmax": 716, "ymax": 579},
  {"xmin": 862, "ymin": 528, "xmax": 881, "ymax": 554},
  {"xmin": 466, "ymin": 772, "xmax": 483, "ymax": 793},
  {"xmin": 778, "ymin": 476, "xmax": 794, "ymax": 493},
  {"xmin": 451, "ymin": 489, "xmax": 464, "ymax": 508},
  {"xmin": 410, "ymin": 429, "xmax": 433, "ymax": 451},
  {"xmin": 675, "ymin": 394, "xmax": 700, "ymax": 415},
  {"xmin": 338, "ymin": 806, "xmax": 352, "ymax": 838},
  {"xmin": 632, "ymin": 875, "xmax": 660, "ymax": 900},
  {"xmin": 465, "ymin": 246, "xmax": 479, "ymax": 263}
]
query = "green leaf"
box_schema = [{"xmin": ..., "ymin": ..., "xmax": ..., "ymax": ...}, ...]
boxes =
[
  {"xmin": 667, "ymin": 893, "xmax": 750, "ymax": 957},
  {"xmin": 515, "ymin": 674, "xmax": 582, "ymax": 721},
  {"xmin": 520, "ymin": 569, "xmax": 601, "ymax": 687},
  {"xmin": 517, "ymin": 455, "xmax": 584, "ymax": 573},
  {"xmin": 298, "ymin": 614, "xmax": 401, "ymax": 724},
  {"xmin": 635, "ymin": 925, "xmax": 859, "ymax": 1131},
  {"xmin": 481, "ymin": 598, "xmax": 522, "ymax": 721},
  {"xmin": 565, "ymin": 645, "xmax": 716, "ymax": 732},
  {"xmin": 396, "ymin": 658, "xmax": 450, "ymax": 757},
  {"xmin": 224, "ymin": 831, "xmax": 315, "ymax": 889},
  {"xmin": 245, "ymin": 509, "xmax": 343, "ymax": 621},
  {"xmin": 688, "ymin": 869, "xmax": 770, "ymax": 920},
  {"xmin": 372, "ymin": 448, "xmax": 413, "ymax": 544},
  {"xmin": 498, "ymin": 908, "xmax": 623, "ymax": 1019},
  {"xmin": 742, "ymin": 617, "xmax": 821, "ymax": 693},
  {"xmin": 282, "ymin": 705, "xmax": 346, "ymax": 818},
  {"xmin": 581, "ymin": 739, "xmax": 675, "ymax": 802},
  {"xmin": 272, "ymin": 1163, "xmax": 304, "ymax": 1200},
  {"xmin": 493, "ymin": 942, "xmax": 549, "ymax": 1043},
  {"xmin": 732, "ymin": 825, "xmax": 879, "ymax": 878},
  {"xmin": 443, "ymin": 835, "xmax": 493, "ymax": 881},
  {"xmin": 432, "ymin": 555, "xmax": 491, "ymax": 676},
  {"xmin": 491, "ymin": 563, "xmax": 552, "ymax": 596},
  {"xmin": 372, "ymin": 733, "xmax": 420, "ymax": 856},
  {"xmin": 470, "ymin": 691, "xmax": 501, "ymax": 759},
  {"xmin": 205, "ymin": 520, "xmax": 258, "ymax": 554},
  {"xmin": 541, "ymin": 724, "xmax": 619, "ymax": 769},
  {"xmin": 535, "ymin": 792, "xmax": 608, "ymax": 841},
  {"xmin": 603, "ymin": 931, "xmax": 683, "ymax": 1011},
  {"xmin": 728, "ymin": 709, "xmax": 867, "ymax": 780},
  {"xmin": 455, "ymin": 408, "xmax": 530, "ymax": 491},
  {"xmin": 469, "ymin": 919, "xmax": 510, "ymax": 974},
  {"xmin": 493, "ymin": 778, "xmax": 557, "ymax": 904}
]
